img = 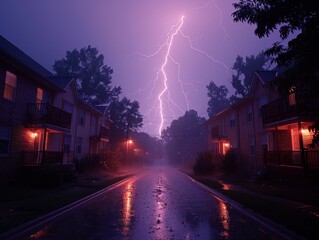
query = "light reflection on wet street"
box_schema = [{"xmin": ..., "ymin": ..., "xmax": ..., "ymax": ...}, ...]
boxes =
[{"xmin": 21, "ymin": 167, "xmax": 280, "ymax": 240}]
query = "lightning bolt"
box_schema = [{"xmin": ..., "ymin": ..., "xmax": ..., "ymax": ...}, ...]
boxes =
[
  {"xmin": 135, "ymin": 11, "xmax": 230, "ymax": 137},
  {"xmin": 158, "ymin": 16, "xmax": 185, "ymax": 136}
]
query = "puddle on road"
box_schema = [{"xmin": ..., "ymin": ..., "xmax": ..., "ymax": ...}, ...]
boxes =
[{"xmin": 121, "ymin": 181, "xmax": 135, "ymax": 235}]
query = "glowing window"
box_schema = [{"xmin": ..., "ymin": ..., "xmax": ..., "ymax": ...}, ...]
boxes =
[
  {"xmin": 289, "ymin": 86, "xmax": 296, "ymax": 106},
  {"xmin": 36, "ymin": 88, "xmax": 43, "ymax": 104},
  {"xmin": 3, "ymin": 71, "xmax": 17, "ymax": 101}
]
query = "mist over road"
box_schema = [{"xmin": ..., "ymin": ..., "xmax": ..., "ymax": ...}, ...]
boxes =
[{"xmin": 16, "ymin": 167, "xmax": 280, "ymax": 239}]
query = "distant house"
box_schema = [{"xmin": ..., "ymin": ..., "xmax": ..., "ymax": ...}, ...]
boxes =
[
  {"xmin": 0, "ymin": 35, "xmax": 110, "ymax": 184},
  {"xmin": 207, "ymin": 69, "xmax": 319, "ymax": 176}
]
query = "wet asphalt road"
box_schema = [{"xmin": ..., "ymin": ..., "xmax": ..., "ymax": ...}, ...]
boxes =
[{"xmin": 17, "ymin": 167, "xmax": 281, "ymax": 240}]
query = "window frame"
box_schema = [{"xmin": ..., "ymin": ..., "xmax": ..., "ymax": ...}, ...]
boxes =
[
  {"xmin": 63, "ymin": 134, "xmax": 71, "ymax": 153},
  {"xmin": 78, "ymin": 109, "xmax": 86, "ymax": 126},
  {"xmin": 246, "ymin": 103, "xmax": 253, "ymax": 123},
  {"xmin": 3, "ymin": 71, "xmax": 17, "ymax": 102}
]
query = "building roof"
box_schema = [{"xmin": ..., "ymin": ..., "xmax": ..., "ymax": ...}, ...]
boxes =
[
  {"xmin": 0, "ymin": 35, "xmax": 109, "ymax": 118},
  {"xmin": 47, "ymin": 76, "xmax": 73, "ymax": 89},
  {"xmin": 93, "ymin": 105, "xmax": 108, "ymax": 114},
  {"xmin": 207, "ymin": 69, "xmax": 279, "ymax": 125},
  {"xmin": 0, "ymin": 35, "xmax": 54, "ymax": 79},
  {"xmin": 0, "ymin": 35, "xmax": 76, "ymax": 92},
  {"xmin": 255, "ymin": 71, "xmax": 278, "ymax": 84}
]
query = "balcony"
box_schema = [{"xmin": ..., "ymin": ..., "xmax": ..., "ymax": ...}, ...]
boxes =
[
  {"xmin": 26, "ymin": 103, "xmax": 72, "ymax": 129},
  {"xmin": 261, "ymin": 98, "xmax": 318, "ymax": 126},
  {"xmin": 21, "ymin": 151, "xmax": 74, "ymax": 166},
  {"xmin": 264, "ymin": 150, "xmax": 319, "ymax": 169},
  {"xmin": 211, "ymin": 126, "xmax": 227, "ymax": 140},
  {"xmin": 91, "ymin": 125, "xmax": 109, "ymax": 140}
]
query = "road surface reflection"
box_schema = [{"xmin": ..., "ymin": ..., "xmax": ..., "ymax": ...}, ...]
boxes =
[{"xmin": 10, "ymin": 167, "xmax": 283, "ymax": 240}]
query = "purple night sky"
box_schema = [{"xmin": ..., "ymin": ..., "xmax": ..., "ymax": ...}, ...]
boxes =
[{"xmin": 0, "ymin": 0, "xmax": 280, "ymax": 137}]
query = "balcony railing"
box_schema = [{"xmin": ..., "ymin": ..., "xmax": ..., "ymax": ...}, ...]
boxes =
[
  {"xmin": 21, "ymin": 151, "xmax": 74, "ymax": 166},
  {"xmin": 211, "ymin": 126, "xmax": 227, "ymax": 139},
  {"xmin": 99, "ymin": 125, "xmax": 109, "ymax": 139},
  {"xmin": 26, "ymin": 103, "xmax": 72, "ymax": 129},
  {"xmin": 264, "ymin": 150, "xmax": 319, "ymax": 169},
  {"xmin": 91, "ymin": 125, "xmax": 109, "ymax": 140},
  {"xmin": 261, "ymin": 98, "xmax": 318, "ymax": 125}
]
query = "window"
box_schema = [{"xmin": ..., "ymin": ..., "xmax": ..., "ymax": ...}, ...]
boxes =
[
  {"xmin": 212, "ymin": 142, "xmax": 219, "ymax": 156},
  {"xmin": 230, "ymin": 112, "xmax": 235, "ymax": 128},
  {"xmin": 63, "ymin": 135, "xmax": 71, "ymax": 153},
  {"xmin": 3, "ymin": 71, "xmax": 17, "ymax": 101},
  {"xmin": 76, "ymin": 137, "xmax": 82, "ymax": 154},
  {"xmin": 0, "ymin": 124, "xmax": 11, "ymax": 155},
  {"xmin": 246, "ymin": 103, "xmax": 253, "ymax": 123},
  {"xmin": 249, "ymin": 135, "xmax": 255, "ymax": 156},
  {"xmin": 91, "ymin": 115, "xmax": 97, "ymax": 127},
  {"xmin": 289, "ymin": 86, "xmax": 296, "ymax": 106},
  {"xmin": 36, "ymin": 88, "xmax": 43, "ymax": 104},
  {"xmin": 78, "ymin": 109, "xmax": 85, "ymax": 126},
  {"xmin": 62, "ymin": 101, "xmax": 74, "ymax": 113},
  {"xmin": 220, "ymin": 118, "xmax": 227, "ymax": 137},
  {"xmin": 258, "ymin": 96, "xmax": 268, "ymax": 116}
]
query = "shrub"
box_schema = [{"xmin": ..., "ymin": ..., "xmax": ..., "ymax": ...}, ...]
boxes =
[
  {"xmin": 102, "ymin": 151, "xmax": 121, "ymax": 171},
  {"xmin": 221, "ymin": 149, "xmax": 237, "ymax": 173},
  {"xmin": 20, "ymin": 166, "xmax": 76, "ymax": 188},
  {"xmin": 193, "ymin": 151, "xmax": 214, "ymax": 175},
  {"xmin": 74, "ymin": 154, "xmax": 102, "ymax": 173}
]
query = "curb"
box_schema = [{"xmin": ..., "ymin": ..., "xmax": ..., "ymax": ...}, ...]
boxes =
[
  {"xmin": 0, "ymin": 175, "xmax": 136, "ymax": 240},
  {"xmin": 183, "ymin": 173, "xmax": 306, "ymax": 240}
]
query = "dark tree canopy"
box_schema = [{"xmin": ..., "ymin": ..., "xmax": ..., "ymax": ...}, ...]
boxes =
[
  {"xmin": 161, "ymin": 110, "xmax": 207, "ymax": 165},
  {"xmin": 109, "ymin": 97, "xmax": 143, "ymax": 139},
  {"xmin": 233, "ymin": 1, "xmax": 319, "ymax": 147},
  {"xmin": 131, "ymin": 132, "xmax": 163, "ymax": 161},
  {"xmin": 53, "ymin": 46, "xmax": 121, "ymax": 105},
  {"xmin": 231, "ymin": 52, "xmax": 269, "ymax": 99},
  {"xmin": 207, "ymin": 81, "xmax": 230, "ymax": 117},
  {"xmin": 232, "ymin": 0, "xmax": 319, "ymax": 76}
]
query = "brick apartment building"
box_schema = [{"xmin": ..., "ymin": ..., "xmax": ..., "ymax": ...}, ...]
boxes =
[
  {"xmin": 0, "ymin": 35, "xmax": 110, "ymax": 184},
  {"xmin": 207, "ymin": 69, "xmax": 319, "ymax": 175}
]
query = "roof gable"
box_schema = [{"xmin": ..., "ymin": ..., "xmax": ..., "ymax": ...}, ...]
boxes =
[
  {"xmin": 0, "ymin": 35, "xmax": 53, "ymax": 79},
  {"xmin": 248, "ymin": 70, "xmax": 277, "ymax": 95}
]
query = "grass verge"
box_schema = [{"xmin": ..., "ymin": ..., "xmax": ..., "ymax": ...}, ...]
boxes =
[
  {"xmin": 0, "ymin": 174, "xmax": 132, "ymax": 234},
  {"xmin": 191, "ymin": 175, "xmax": 319, "ymax": 240}
]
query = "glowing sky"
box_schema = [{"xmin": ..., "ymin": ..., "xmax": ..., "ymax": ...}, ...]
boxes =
[{"xmin": 0, "ymin": 0, "xmax": 280, "ymax": 137}]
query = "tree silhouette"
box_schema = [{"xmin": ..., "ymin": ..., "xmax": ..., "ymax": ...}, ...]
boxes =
[
  {"xmin": 233, "ymin": 0, "xmax": 319, "ymax": 146},
  {"xmin": 109, "ymin": 97, "xmax": 143, "ymax": 143},
  {"xmin": 207, "ymin": 81, "xmax": 230, "ymax": 117},
  {"xmin": 231, "ymin": 52, "xmax": 269, "ymax": 100},
  {"xmin": 53, "ymin": 46, "xmax": 121, "ymax": 105},
  {"xmin": 232, "ymin": 0, "xmax": 319, "ymax": 74},
  {"xmin": 162, "ymin": 110, "xmax": 207, "ymax": 165}
]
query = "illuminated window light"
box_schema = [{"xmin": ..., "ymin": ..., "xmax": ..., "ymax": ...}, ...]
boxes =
[
  {"xmin": 301, "ymin": 129, "xmax": 309, "ymax": 135},
  {"xmin": 31, "ymin": 132, "xmax": 38, "ymax": 138}
]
